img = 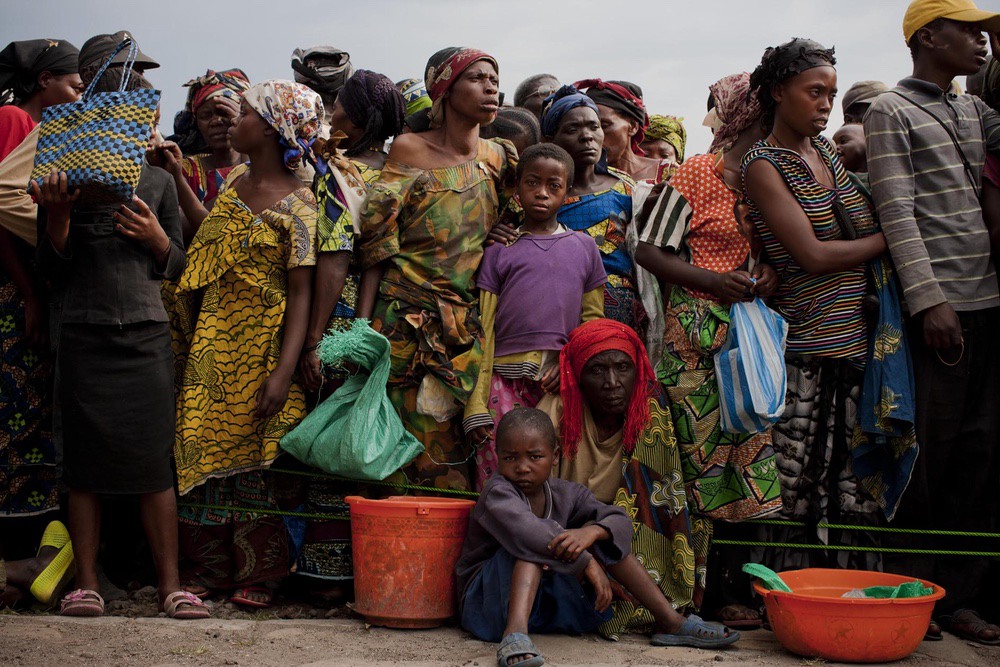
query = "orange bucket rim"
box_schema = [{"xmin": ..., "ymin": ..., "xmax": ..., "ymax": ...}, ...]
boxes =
[
  {"xmin": 346, "ymin": 495, "xmax": 476, "ymax": 508},
  {"xmin": 751, "ymin": 568, "xmax": 945, "ymax": 604}
]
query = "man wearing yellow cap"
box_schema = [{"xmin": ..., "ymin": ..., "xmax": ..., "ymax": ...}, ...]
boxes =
[{"xmin": 865, "ymin": 0, "xmax": 1000, "ymax": 646}]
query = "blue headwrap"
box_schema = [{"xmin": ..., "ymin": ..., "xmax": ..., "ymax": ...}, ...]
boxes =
[{"xmin": 540, "ymin": 84, "xmax": 599, "ymax": 138}]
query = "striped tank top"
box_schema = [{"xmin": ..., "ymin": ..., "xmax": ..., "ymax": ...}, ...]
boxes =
[{"xmin": 742, "ymin": 136, "xmax": 874, "ymax": 361}]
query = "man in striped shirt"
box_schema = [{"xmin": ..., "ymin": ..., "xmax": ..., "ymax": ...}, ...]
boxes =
[{"xmin": 865, "ymin": 0, "xmax": 1000, "ymax": 644}]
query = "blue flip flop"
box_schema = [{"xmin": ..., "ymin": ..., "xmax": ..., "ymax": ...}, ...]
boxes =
[
  {"xmin": 497, "ymin": 632, "xmax": 545, "ymax": 667},
  {"xmin": 651, "ymin": 614, "xmax": 740, "ymax": 649}
]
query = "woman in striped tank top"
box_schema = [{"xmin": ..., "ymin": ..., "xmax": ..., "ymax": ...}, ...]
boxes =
[{"xmin": 742, "ymin": 39, "xmax": 916, "ymax": 573}]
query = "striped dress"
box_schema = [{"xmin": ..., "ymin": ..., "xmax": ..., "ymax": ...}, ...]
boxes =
[{"xmin": 742, "ymin": 136, "xmax": 875, "ymax": 362}]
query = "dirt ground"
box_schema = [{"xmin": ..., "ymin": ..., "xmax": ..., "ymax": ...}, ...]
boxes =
[{"xmin": 4, "ymin": 606, "xmax": 1000, "ymax": 667}]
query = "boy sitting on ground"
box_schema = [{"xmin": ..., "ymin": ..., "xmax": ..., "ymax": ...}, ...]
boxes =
[{"xmin": 455, "ymin": 408, "xmax": 739, "ymax": 667}]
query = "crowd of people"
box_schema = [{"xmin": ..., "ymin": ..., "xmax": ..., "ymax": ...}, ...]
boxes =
[{"xmin": 3, "ymin": 0, "xmax": 1000, "ymax": 663}]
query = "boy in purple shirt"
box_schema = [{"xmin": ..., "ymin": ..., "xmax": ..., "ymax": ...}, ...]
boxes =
[
  {"xmin": 456, "ymin": 408, "xmax": 739, "ymax": 667},
  {"xmin": 464, "ymin": 144, "xmax": 607, "ymax": 490}
]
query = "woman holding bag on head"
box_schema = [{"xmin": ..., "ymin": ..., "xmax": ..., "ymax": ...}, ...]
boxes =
[
  {"xmin": 742, "ymin": 39, "xmax": 917, "ymax": 572},
  {"xmin": 31, "ymin": 60, "xmax": 208, "ymax": 619}
]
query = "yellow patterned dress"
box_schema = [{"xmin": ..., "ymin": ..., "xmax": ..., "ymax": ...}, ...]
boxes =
[
  {"xmin": 174, "ymin": 163, "xmax": 318, "ymax": 492},
  {"xmin": 172, "ymin": 164, "xmax": 318, "ymax": 589}
]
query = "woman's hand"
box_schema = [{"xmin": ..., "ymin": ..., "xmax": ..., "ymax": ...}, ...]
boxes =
[
  {"xmin": 710, "ymin": 270, "xmax": 756, "ymax": 303},
  {"xmin": 255, "ymin": 369, "xmax": 291, "ymax": 419},
  {"xmin": 539, "ymin": 366, "xmax": 560, "ymax": 394},
  {"xmin": 157, "ymin": 140, "xmax": 185, "ymax": 178},
  {"xmin": 752, "ymin": 263, "xmax": 779, "ymax": 298},
  {"xmin": 114, "ymin": 195, "xmax": 170, "ymax": 255},
  {"xmin": 583, "ymin": 558, "xmax": 612, "ymax": 613},
  {"xmin": 486, "ymin": 222, "xmax": 518, "ymax": 247},
  {"xmin": 29, "ymin": 170, "xmax": 79, "ymax": 226},
  {"xmin": 298, "ymin": 346, "xmax": 323, "ymax": 392},
  {"xmin": 469, "ymin": 425, "xmax": 493, "ymax": 448}
]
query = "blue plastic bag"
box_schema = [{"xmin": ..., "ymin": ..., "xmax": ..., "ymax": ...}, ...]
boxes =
[{"xmin": 714, "ymin": 298, "xmax": 788, "ymax": 433}]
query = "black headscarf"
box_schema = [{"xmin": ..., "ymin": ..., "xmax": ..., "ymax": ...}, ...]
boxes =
[
  {"xmin": 338, "ymin": 69, "xmax": 406, "ymax": 156},
  {"xmin": 0, "ymin": 39, "xmax": 79, "ymax": 104},
  {"xmin": 749, "ymin": 38, "xmax": 836, "ymax": 129}
]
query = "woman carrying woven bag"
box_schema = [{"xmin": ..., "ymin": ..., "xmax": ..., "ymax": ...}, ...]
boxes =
[{"xmin": 30, "ymin": 58, "xmax": 209, "ymax": 620}]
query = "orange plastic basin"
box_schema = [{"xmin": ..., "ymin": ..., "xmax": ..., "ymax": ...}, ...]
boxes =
[
  {"xmin": 346, "ymin": 496, "xmax": 476, "ymax": 629},
  {"xmin": 753, "ymin": 568, "xmax": 945, "ymax": 663}
]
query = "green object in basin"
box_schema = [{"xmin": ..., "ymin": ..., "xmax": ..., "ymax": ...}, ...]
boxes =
[
  {"xmin": 742, "ymin": 563, "xmax": 793, "ymax": 592},
  {"xmin": 858, "ymin": 581, "xmax": 933, "ymax": 598},
  {"xmin": 280, "ymin": 319, "xmax": 424, "ymax": 480}
]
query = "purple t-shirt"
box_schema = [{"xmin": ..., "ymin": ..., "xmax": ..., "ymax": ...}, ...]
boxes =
[{"xmin": 477, "ymin": 231, "xmax": 607, "ymax": 357}]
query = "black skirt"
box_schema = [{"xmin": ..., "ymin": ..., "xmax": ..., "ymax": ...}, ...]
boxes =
[{"xmin": 60, "ymin": 322, "xmax": 174, "ymax": 494}]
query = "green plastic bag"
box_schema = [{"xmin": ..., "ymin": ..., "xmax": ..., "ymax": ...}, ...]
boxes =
[{"xmin": 280, "ymin": 319, "xmax": 423, "ymax": 480}]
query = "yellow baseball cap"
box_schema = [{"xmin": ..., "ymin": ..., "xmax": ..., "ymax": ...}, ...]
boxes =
[{"xmin": 903, "ymin": 0, "xmax": 1000, "ymax": 42}]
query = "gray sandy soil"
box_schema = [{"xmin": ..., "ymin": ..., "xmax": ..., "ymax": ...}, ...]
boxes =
[{"xmin": 3, "ymin": 612, "xmax": 999, "ymax": 666}]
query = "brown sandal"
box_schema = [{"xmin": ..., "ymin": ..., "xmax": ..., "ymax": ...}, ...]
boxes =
[
  {"xmin": 924, "ymin": 619, "xmax": 943, "ymax": 642},
  {"xmin": 714, "ymin": 603, "xmax": 763, "ymax": 630},
  {"xmin": 940, "ymin": 609, "xmax": 1000, "ymax": 646}
]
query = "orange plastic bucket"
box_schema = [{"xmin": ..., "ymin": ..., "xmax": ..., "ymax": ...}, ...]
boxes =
[
  {"xmin": 753, "ymin": 568, "xmax": 945, "ymax": 663},
  {"xmin": 346, "ymin": 496, "xmax": 475, "ymax": 629}
]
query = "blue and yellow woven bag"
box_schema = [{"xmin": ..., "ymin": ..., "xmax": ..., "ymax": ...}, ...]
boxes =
[{"xmin": 29, "ymin": 39, "xmax": 160, "ymax": 203}]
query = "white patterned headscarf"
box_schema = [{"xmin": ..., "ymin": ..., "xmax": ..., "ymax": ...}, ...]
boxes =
[{"xmin": 244, "ymin": 79, "xmax": 324, "ymax": 171}]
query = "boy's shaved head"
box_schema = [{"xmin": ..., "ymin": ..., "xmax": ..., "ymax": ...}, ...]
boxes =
[{"xmin": 496, "ymin": 408, "xmax": 557, "ymax": 452}]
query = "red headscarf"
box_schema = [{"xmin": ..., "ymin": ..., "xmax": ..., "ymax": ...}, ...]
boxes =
[
  {"xmin": 574, "ymin": 78, "xmax": 649, "ymax": 156},
  {"xmin": 423, "ymin": 47, "xmax": 498, "ymax": 127},
  {"xmin": 558, "ymin": 319, "xmax": 656, "ymax": 459}
]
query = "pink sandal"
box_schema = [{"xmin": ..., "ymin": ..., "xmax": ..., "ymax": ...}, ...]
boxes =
[
  {"xmin": 162, "ymin": 591, "xmax": 211, "ymax": 619},
  {"xmin": 61, "ymin": 588, "xmax": 104, "ymax": 617}
]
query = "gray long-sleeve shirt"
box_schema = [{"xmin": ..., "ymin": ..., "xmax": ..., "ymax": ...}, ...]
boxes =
[
  {"xmin": 865, "ymin": 77, "xmax": 1000, "ymax": 315},
  {"xmin": 455, "ymin": 475, "xmax": 632, "ymax": 600}
]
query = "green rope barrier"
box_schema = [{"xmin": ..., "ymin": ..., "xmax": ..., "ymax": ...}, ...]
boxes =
[
  {"xmin": 713, "ymin": 539, "xmax": 1000, "ymax": 558},
  {"xmin": 743, "ymin": 518, "xmax": 1000, "ymax": 540},
  {"xmin": 268, "ymin": 467, "xmax": 480, "ymax": 498},
  {"xmin": 178, "ymin": 502, "xmax": 349, "ymax": 522},
  {"xmin": 175, "ymin": 467, "xmax": 1000, "ymax": 550}
]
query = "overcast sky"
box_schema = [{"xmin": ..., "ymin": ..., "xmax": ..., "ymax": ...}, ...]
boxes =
[{"xmin": 4, "ymin": 0, "xmax": 960, "ymax": 154}]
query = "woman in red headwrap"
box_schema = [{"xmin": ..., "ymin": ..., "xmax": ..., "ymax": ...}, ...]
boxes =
[
  {"xmin": 577, "ymin": 79, "xmax": 670, "ymax": 184},
  {"xmin": 149, "ymin": 68, "xmax": 251, "ymax": 240},
  {"xmin": 537, "ymin": 318, "xmax": 713, "ymax": 640},
  {"xmin": 355, "ymin": 47, "xmax": 516, "ymax": 491}
]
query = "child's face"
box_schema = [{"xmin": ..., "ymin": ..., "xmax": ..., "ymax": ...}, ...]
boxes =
[
  {"xmin": 497, "ymin": 428, "xmax": 559, "ymax": 495},
  {"xmin": 517, "ymin": 157, "xmax": 568, "ymax": 223},
  {"xmin": 833, "ymin": 124, "xmax": 866, "ymax": 173}
]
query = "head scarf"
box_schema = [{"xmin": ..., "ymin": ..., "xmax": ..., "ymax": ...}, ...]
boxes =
[
  {"xmin": 168, "ymin": 68, "xmax": 250, "ymax": 154},
  {"xmin": 575, "ymin": 78, "xmax": 648, "ymax": 155},
  {"xmin": 646, "ymin": 114, "xmax": 686, "ymax": 162},
  {"xmin": 558, "ymin": 319, "xmax": 656, "ymax": 459},
  {"xmin": 749, "ymin": 38, "xmax": 836, "ymax": 131},
  {"xmin": 291, "ymin": 46, "xmax": 353, "ymax": 101},
  {"xmin": 244, "ymin": 80, "xmax": 324, "ymax": 171},
  {"xmin": 539, "ymin": 84, "xmax": 599, "ymax": 138},
  {"xmin": 338, "ymin": 69, "xmax": 406, "ymax": 155},
  {"xmin": 424, "ymin": 47, "xmax": 498, "ymax": 127},
  {"xmin": 187, "ymin": 68, "xmax": 250, "ymax": 113},
  {"xmin": 397, "ymin": 77, "xmax": 432, "ymax": 116},
  {"xmin": 0, "ymin": 39, "xmax": 78, "ymax": 104},
  {"xmin": 707, "ymin": 72, "xmax": 763, "ymax": 154}
]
